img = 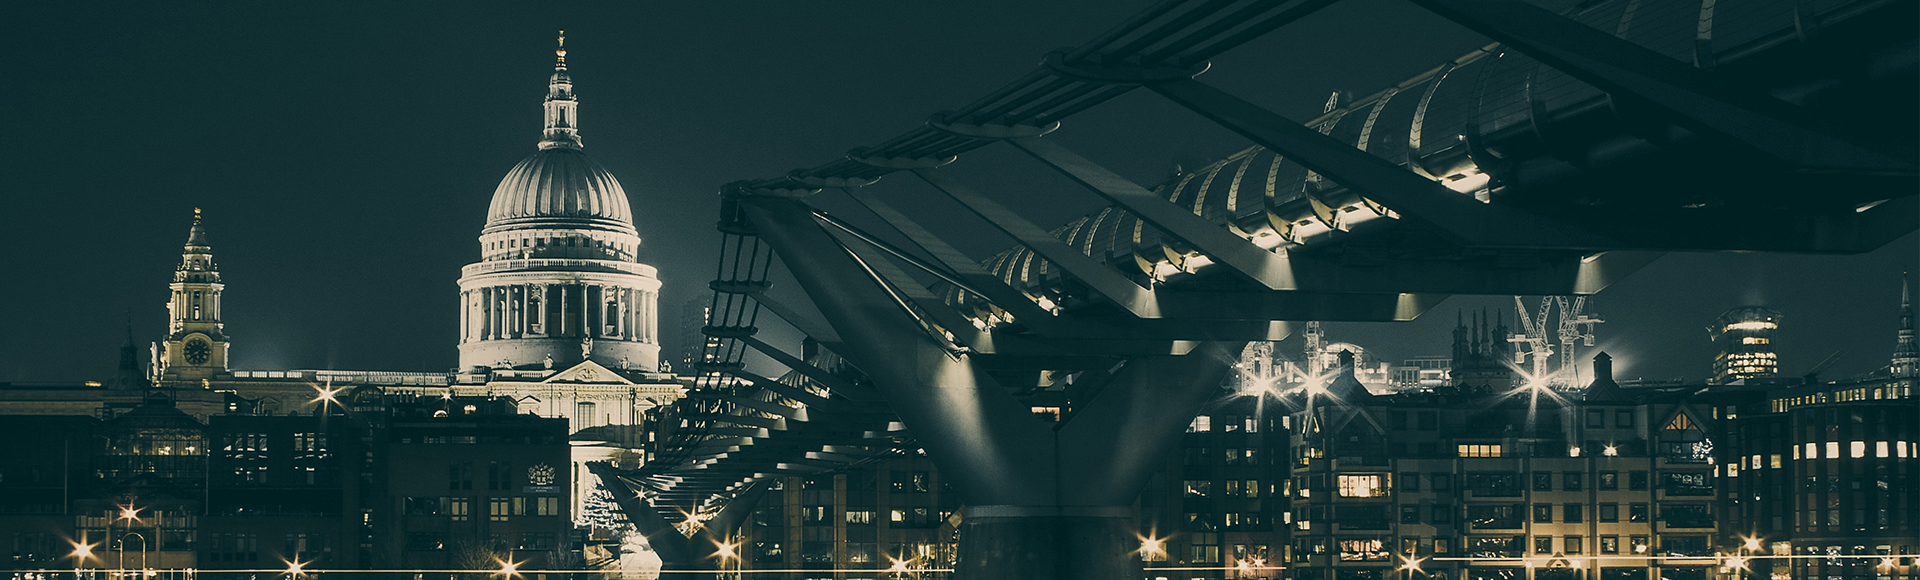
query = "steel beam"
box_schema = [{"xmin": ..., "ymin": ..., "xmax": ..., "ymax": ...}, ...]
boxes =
[
  {"xmin": 1406, "ymin": 0, "xmax": 1913, "ymax": 172},
  {"xmin": 737, "ymin": 335, "xmax": 863, "ymax": 395},
  {"xmin": 1009, "ymin": 135, "xmax": 1302, "ymax": 291},
  {"xmin": 842, "ymin": 187, "xmax": 1061, "ymax": 325},
  {"xmin": 1149, "ymin": 77, "xmax": 1617, "ymax": 250},
  {"xmin": 913, "ymin": 167, "xmax": 1163, "ymax": 318}
]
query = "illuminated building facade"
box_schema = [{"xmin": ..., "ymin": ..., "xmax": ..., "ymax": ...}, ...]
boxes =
[
  {"xmin": 0, "ymin": 395, "xmax": 571, "ymax": 575},
  {"xmin": 1137, "ymin": 394, "xmax": 1293, "ymax": 579},
  {"xmin": 736, "ymin": 455, "xmax": 962, "ymax": 578},
  {"xmin": 1712, "ymin": 307, "xmax": 1782, "ymax": 384},
  {"xmin": 1708, "ymin": 377, "xmax": 1918, "ymax": 580},
  {"xmin": 1287, "ymin": 355, "xmax": 1722, "ymax": 580}
]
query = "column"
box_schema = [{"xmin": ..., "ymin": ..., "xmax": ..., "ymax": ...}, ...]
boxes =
[
  {"xmin": 459, "ymin": 290, "xmax": 468, "ymax": 343},
  {"xmin": 582, "ymin": 284, "xmax": 595, "ymax": 338},
  {"xmin": 474, "ymin": 286, "xmax": 487, "ymax": 339},
  {"xmin": 508, "ymin": 286, "xmax": 522, "ymax": 339}
]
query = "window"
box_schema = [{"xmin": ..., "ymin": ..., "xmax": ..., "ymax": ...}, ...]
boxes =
[
  {"xmin": 516, "ymin": 532, "xmax": 556, "ymax": 551},
  {"xmin": 1599, "ymin": 504, "xmax": 1618, "ymax": 522},
  {"xmin": 1185, "ymin": 480, "xmax": 1212, "ymax": 498},
  {"xmin": 1628, "ymin": 471, "xmax": 1648, "ymax": 490},
  {"xmin": 1599, "ymin": 536, "xmax": 1619, "ymax": 554},
  {"xmin": 535, "ymin": 497, "xmax": 560, "ymax": 516},
  {"xmin": 1565, "ymin": 536, "xmax": 1583, "ymax": 554},
  {"xmin": 1564, "ymin": 504, "xmax": 1584, "ymax": 523},
  {"xmin": 1628, "ymin": 503, "xmax": 1648, "ymax": 523},
  {"xmin": 1661, "ymin": 504, "xmax": 1712, "ymax": 528},
  {"xmin": 1338, "ymin": 474, "xmax": 1389, "ymax": 497},
  {"xmin": 1563, "ymin": 471, "xmax": 1583, "ymax": 491},
  {"xmin": 1615, "ymin": 411, "xmax": 1633, "ymax": 427},
  {"xmin": 1535, "ymin": 537, "xmax": 1553, "ymax": 554},
  {"xmin": 1458, "ymin": 444, "xmax": 1503, "ymax": 457},
  {"xmin": 846, "ymin": 510, "xmax": 873, "ymax": 525},
  {"xmin": 1433, "ymin": 505, "xmax": 1453, "ymax": 524},
  {"xmin": 1598, "ymin": 471, "xmax": 1618, "ymax": 490},
  {"xmin": 1402, "ymin": 473, "xmax": 1420, "ymax": 491},
  {"xmin": 1188, "ymin": 416, "xmax": 1212, "ymax": 432},
  {"xmin": 448, "ymin": 497, "xmax": 469, "ymax": 521},
  {"xmin": 489, "ymin": 498, "xmax": 511, "ymax": 521},
  {"xmin": 1338, "ymin": 538, "xmax": 1390, "ymax": 561},
  {"xmin": 1662, "ymin": 472, "xmax": 1712, "ymax": 496},
  {"xmin": 1467, "ymin": 473, "xmax": 1521, "ymax": 496},
  {"xmin": 449, "ymin": 462, "xmax": 473, "ymax": 490},
  {"xmin": 1465, "ymin": 505, "xmax": 1522, "ymax": 529},
  {"xmin": 1401, "ymin": 506, "xmax": 1421, "ymax": 524},
  {"xmin": 1533, "ymin": 472, "xmax": 1552, "ymax": 491},
  {"xmin": 404, "ymin": 497, "xmax": 440, "ymax": 516},
  {"xmin": 487, "ymin": 461, "xmax": 511, "ymax": 491},
  {"xmin": 1533, "ymin": 504, "xmax": 1553, "ymax": 523},
  {"xmin": 1587, "ymin": 410, "xmax": 1604, "ymax": 428}
]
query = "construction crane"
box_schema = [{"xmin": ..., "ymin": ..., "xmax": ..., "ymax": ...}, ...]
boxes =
[{"xmin": 1510, "ymin": 297, "xmax": 1604, "ymax": 389}]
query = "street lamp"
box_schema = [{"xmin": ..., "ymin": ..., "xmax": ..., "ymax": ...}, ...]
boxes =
[
  {"xmin": 113, "ymin": 506, "xmax": 142, "ymax": 577},
  {"xmin": 496, "ymin": 558, "xmax": 519, "ymax": 578},
  {"xmin": 286, "ymin": 559, "xmax": 305, "ymax": 579}
]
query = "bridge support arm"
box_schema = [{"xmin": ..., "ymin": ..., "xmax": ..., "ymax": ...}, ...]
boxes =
[{"xmin": 1147, "ymin": 77, "xmax": 1613, "ymax": 250}]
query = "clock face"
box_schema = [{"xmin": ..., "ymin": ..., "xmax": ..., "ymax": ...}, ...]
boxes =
[{"xmin": 184, "ymin": 337, "xmax": 211, "ymax": 365}]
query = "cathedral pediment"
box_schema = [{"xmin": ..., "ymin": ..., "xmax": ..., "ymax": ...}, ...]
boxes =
[{"xmin": 542, "ymin": 360, "xmax": 633, "ymax": 385}]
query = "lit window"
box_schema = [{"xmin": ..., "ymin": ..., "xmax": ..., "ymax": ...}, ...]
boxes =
[
  {"xmin": 1851, "ymin": 441, "xmax": 1866, "ymax": 458},
  {"xmin": 1338, "ymin": 474, "xmax": 1388, "ymax": 498},
  {"xmin": 1456, "ymin": 444, "xmax": 1503, "ymax": 458},
  {"xmin": 1826, "ymin": 442, "xmax": 1839, "ymax": 458},
  {"xmin": 1187, "ymin": 416, "xmax": 1211, "ymax": 433}
]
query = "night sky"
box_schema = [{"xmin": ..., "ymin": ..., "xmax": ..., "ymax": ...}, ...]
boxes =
[{"xmin": 3, "ymin": 2, "xmax": 1913, "ymax": 384}]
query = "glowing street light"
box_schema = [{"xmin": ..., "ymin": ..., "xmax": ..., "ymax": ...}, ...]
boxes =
[
  {"xmin": 1399, "ymin": 555, "xmax": 1426, "ymax": 574},
  {"xmin": 285, "ymin": 560, "xmax": 305, "ymax": 578},
  {"xmin": 1603, "ymin": 445, "xmax": 1619, "ymax": 457},
  {"xmin": 119, "ymin": 507, "xmax": 141, "ymax": 521},
  {"xmin": 714, "ymin": 540, "xmax": 738, "ymax": 560},
  {"xmin": 313, "ymin": 385, "xmax": 342, "ymax": 406},
  {"xmin": 496, "ymin": 559, "xmax": 519, "ymax": 578},
  {"xmin": 1743, "ymin": 537, "xmax": 1763, "ymax": 552},
  {"xmin": 72, "ymin": 542, "xmax": 94, "ymax": 561},
  {"xmin": 1138, "ymin": 535, "xmax": 1167, "ymax": 561}
]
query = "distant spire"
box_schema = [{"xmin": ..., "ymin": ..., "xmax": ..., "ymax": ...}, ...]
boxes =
[
  {"xmin": 1893, "ymin": 272, "xmax": 1917, "ymax": 379},
  {"xmin": 539, "ymin": 30, "xmax": 583, "ymax": 150}
]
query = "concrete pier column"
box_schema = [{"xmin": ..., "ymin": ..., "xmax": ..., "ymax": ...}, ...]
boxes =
[{"xmin": 737, "ymin": 193, "xmax": 1240, "ymax": 580}]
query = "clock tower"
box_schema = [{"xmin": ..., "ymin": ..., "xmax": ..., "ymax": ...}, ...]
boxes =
[{"xmin": 158, "ymin": 208, "xmax": 230, "ymax": 383}]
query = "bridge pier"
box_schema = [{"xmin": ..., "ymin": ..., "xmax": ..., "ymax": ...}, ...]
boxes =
[{"xmin": 737, "ymin": 193, "xmax": 1242, "ymax": 579}]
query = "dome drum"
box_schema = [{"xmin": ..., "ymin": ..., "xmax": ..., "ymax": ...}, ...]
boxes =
[{"xmin": 479, "ymin": 228, "xmax": 642, "ymax": 263}]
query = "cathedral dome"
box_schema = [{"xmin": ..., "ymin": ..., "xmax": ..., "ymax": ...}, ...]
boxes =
[{"xmin": 485, "ymin": 148, "xmax": 633, "ymax": 228}]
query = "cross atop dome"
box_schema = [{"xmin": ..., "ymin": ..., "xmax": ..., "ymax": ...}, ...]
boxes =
[{"xmin": 539, "ymin": 30, "xmax": 582, "ymax": 151}]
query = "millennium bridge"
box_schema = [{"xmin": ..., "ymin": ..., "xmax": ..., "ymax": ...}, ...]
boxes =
[{"xmin": 597, "ymin": 0, "xmax": 1915, "ymax": 577}]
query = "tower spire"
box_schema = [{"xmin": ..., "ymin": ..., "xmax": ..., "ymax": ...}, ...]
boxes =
[
  {"xmin": 1893, "ymin": 272, "xmax": 1917, "ymax": 379},
  {"xmin": 539, "ymin": 30, "xmax": 583, "ymax": 150}
]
